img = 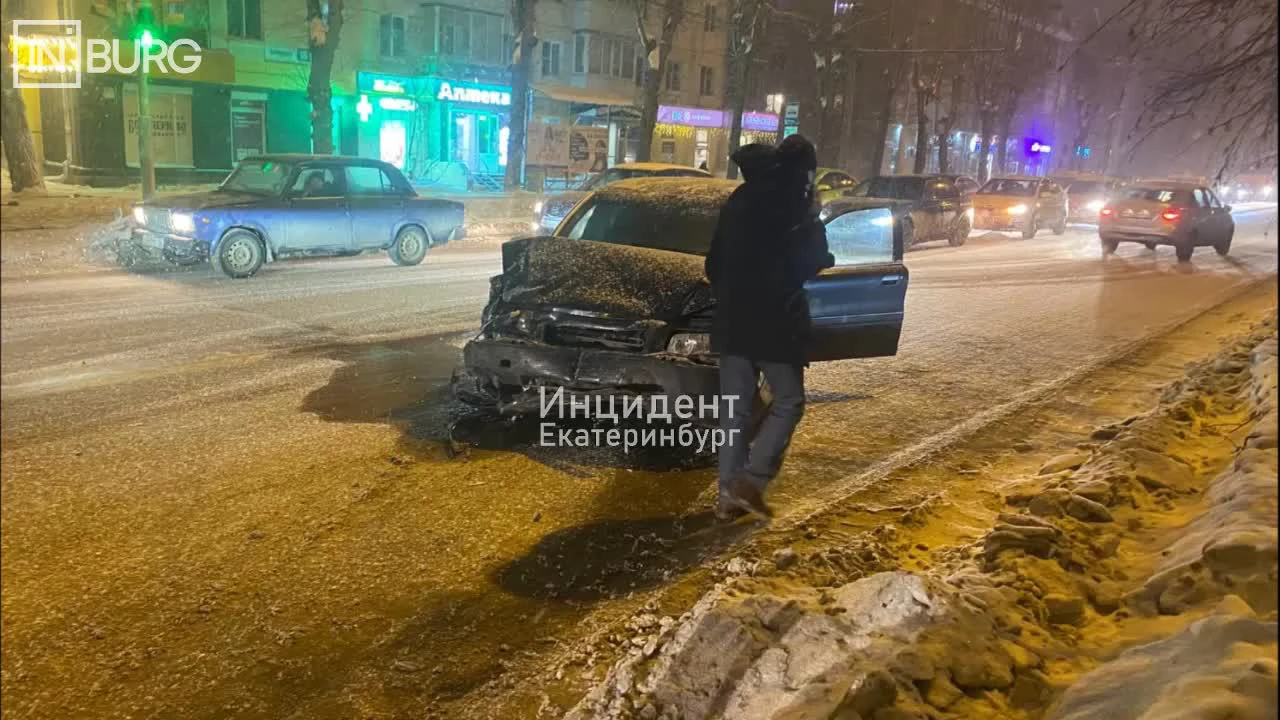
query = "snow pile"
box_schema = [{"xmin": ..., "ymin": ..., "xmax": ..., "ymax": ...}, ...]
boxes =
[{"xmin": 564, "ymin": 317, "xmax": 1279, "ymax": 720}]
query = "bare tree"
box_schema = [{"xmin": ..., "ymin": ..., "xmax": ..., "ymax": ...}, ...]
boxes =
[
  {"xmin": 724, "ymin": 0, "xmax": 771, "ymax": 179},
  {"xmin": 1123, "ymin": 0, "xmax": 1277, "ymax": 178},
  {"xmin": 911, "ymin": 58, "xmax": 942, "ymax": 173},
  {"xmin": 505, "ymin": 0, "xmax": 538, "ymax": 190},
  {"xmin": 632, "ymin": 0, "xmax": 687, "ymax": 162},
  {"xmin": 306, "ymin": 0, "xmax": 343, "ymax": 154},
  {"xmin": 1, "ymin": 0, "xmax": 46, "ymax": 192}
]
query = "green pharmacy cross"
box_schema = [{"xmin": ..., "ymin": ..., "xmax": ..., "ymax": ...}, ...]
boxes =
[{"xmin": 356, "ymin": 95, "xmax": 374, "ymax": 122}]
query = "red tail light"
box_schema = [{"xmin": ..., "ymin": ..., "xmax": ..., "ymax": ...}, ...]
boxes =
[
  {"xmin": 1099, "ymin": 207, "xmax": 1114, "ymax": 218},
  {"xmin": 1161, "ymin": 208, "xmax": 1182, "ymax": 222}
]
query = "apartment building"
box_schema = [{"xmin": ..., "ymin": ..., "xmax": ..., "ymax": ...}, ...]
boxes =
[{"xmin": 11, "ymin": 0, "xmax": 763, "ymax": 187}]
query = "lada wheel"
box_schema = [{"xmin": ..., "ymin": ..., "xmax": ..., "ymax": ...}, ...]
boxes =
[
  {"xmin": 390, "ymin": 225, "xmax": 430, "ymax": 266},
  {"xmin": 213, "ymin": 230, "xmax": 265, "ymax": 279}
]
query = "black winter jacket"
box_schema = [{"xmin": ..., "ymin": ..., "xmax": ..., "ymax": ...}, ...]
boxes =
[{"xmin": 704, "ymin": 145, "xmax": 835, "ymax": 365}]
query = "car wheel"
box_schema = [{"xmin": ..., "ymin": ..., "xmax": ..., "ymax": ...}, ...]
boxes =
[
  {"xmin": 212, "ymin": 229, "xmax": 265, "ymax": 279},
  {"xmin": 1101, "ymin": 236, "xmax": 1120, "ymax": 256},
  {"xmin": 1051, "ymin": 215, "xmax": 1067, "ymax": 235},
  {"xmin": 1143, "ymin": 242, "xmax": 1157, "ymax": 251},
  {"xmin": 948, "ymin": 217, "xmax": 970, "ymax": 247},
  {"xmin": 1021, "ymin": 216, "xmax": 1037, "ymax": 239},
  {"xmin": 1213, "ymin": 230, "xmax": 1233, "ymax": 256},
  {"xmin": 389, "ymin": 225, "xmax": 430, "ymax": 266},
  {"xmin": 1176, "ymin": 240, "xmax": 1195, "ymax": 263}
]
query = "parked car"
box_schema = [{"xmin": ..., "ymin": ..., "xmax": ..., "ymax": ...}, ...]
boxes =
[
  {"xmin": 453, "ymin": 177, "xmax": 908, "ymax": 419},
  {"xmin": 128, "ymin": 155, "xmax": 464, "ymax": 278},
  {"xmin": 971, "ymin": 176, "xmax": 1068, "ymax": 238},
  {"xmin": 815, "ymin": 167, "xmax": 859, "ymax": 206},
  {"xmin": 1098, "ymin": 182, "xmax": 1234, "ymax": 261},
  {"xmin": 1058, "ymin": 176, "xmax": 1125, "ymax": 223},
  {"xmin": 532, "ymin": 162, "xmax": 711, "ymax": 233},
  {"xmin": 844, "ymin": 175, "xmax": 973, "ymax": 247},
  {"xmin": 938, "ymin": 173, "xmax": 981, "ymax": 196}
]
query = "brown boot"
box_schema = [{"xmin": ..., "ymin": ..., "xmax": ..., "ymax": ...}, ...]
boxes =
[{"xmin": 728, "ymin": 476, "xmax": 774, "ymax": 518}]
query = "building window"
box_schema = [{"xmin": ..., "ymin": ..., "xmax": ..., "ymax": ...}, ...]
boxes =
[
  {"xmin": 588, "ymin": 34, "xmax": 604, "ymax": 74},
  {"xmin": 665, "ymin": 61, "xmax": 681, "ymax": 91},
  {"xmin": 573, "ymin": 33, "xmax": 587, "ymax": 74},
  {"xmin": 541, "ymin": 40, "xmax": 561, "ymax": 77},
  {"xmin": 622, "ymin": 42, "xmax": 636, "ymax": 80},
  {"xmin": 704, "ymin": 3, "xmax": 719, "ymax": 32},
  {"xmin": 380, "ymin": 14, "xmax": 406, "ymax": 57},
  {"xmin": 699, "ymin": 66, "xmax": 714, "ymax": 95},
  {"xmin": 226, "ymin": 0, "xmax": 262, "ymax": 39},
  {"xmin": 435, "ymin": 6, "xmax": 505, "ymax": 65}
]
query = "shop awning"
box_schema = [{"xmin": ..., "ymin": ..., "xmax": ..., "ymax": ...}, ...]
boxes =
[{"xmin": 533, "ymin": 84, "xmax": 637, "ymax": 109}]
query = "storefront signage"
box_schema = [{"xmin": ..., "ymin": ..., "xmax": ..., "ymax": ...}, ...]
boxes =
[
  {"xmin": 1028, "ymin": 140, "xmax": 1052, "ymax": 154},
  {"xmin": 528, "ymin": 121, "xmax": 570, "ymax": 166},
  {"xmin": 265, "ymin": 46, "xmax": 309, "ymax": 64},
  {"xmin": 741, "ymin": 112, "xmax": 778, "ymax": 132},
  {"xmin": 569, "ymin": 127, "xmax": 610, "ymax": 173},
  {"xmin": 379, "ymin": 97, "xmax": 417, "ymax": 112},
  {"xmin": 373, "ymin": 78, "xmax": 406, "ymax": 94},
  {"xmin": 356, "ymin": 95, "xmax": 374, "ymax": 122},
  {"xmin": 658, "ymin": 105, "xmax": 725, "ymax": 128},
  {"xmin": 435, "ymin": 80, "xmax": 511, "ymax": 107}
]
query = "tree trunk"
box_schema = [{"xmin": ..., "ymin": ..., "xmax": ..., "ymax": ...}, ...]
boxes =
[
  {"xmin": 634, "ymin": 0, "xmax": 685, "ymax": 163},
  {"xmin": 725, "ymin": 51, "xmax": 748, "ymax": 179},
  {"xmin": 937, "ymin": 75, "xmax": 961, "ymax": 174},
  {"xmin": 871, "ymin": 77, "xmax": 897, "ymax": 176},
  {"xmin": 996, "ymin": 111, "xmax": 1013, "ymax": 174},
  {"xmin": 306, "ymin": 0, "xmax": 343, "ymax": 155},
  {"xmin": 912, "ymin": 64, "xmax": 930, "ymax": 174},
  {"xmin": 977, "ymin": 110, "xmax": 994, "ymax": 182},
  {"xmin": 1, "ymin": 0, "xmax": 45, "ymax": 192},
  {"xmin": 505, "ymin": 0, "xmax": 537, "ymax": 190},
  {"xmin": 837, "ymin": 58, "xmax": 859, "ymax": 171}
]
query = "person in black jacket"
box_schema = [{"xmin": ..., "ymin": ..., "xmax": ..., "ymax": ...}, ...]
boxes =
[{"xmin": 705, "ymin": 135, "xmax": 834, "ymax": 519}]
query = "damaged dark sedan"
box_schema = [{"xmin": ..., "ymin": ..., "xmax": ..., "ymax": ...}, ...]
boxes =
[{"xmin": 451, "ymin": 177, "xmax": 909, "ymax": 422}]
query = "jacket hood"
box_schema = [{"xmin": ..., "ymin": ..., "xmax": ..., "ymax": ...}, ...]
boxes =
[
  {"xmin": 495, "ymin": 236, "xmax": 711, "ymax": 321},
  {"xmin": 731, "ymin": 144, "xmax": 780, "ymax": 183}
]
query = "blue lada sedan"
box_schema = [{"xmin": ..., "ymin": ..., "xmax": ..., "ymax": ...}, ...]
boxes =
[{"xmin": 130, "ymin": 155, "xmax": 465, "ymax": 278}]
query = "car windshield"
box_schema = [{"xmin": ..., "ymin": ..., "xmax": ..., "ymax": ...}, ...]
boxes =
[
  {"xmin": 559, "ymin": 198, "xmax": 719, "ymax": 255},
  {"xmin": 580, "ymin": 167, "xmax": 704, "ymax": 191},
  {"xmin": 221, "ymin": 160, "xmax": 293, "ymax": 195},
  {"xmin": 979, "ymin": 179, "xmax": 1037, "ymax": 196},
  {"xmin": 1067, "ymin": 181, "xmax": 1106, "ymax": 195},
  {"xmin": 851, "ymin": 177, "xmax": 925, "ymax": 200}
]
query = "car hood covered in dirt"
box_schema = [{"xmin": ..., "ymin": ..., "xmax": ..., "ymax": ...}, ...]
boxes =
[
  {"xmin": 493, "ymin": 235, "xmax": 713, "ymax": 322},
  {"xmin": 139, "ymin": 190, "xmax": 270, "ymax": 211}
]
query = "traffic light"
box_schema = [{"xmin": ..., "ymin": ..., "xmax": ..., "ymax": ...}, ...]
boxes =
[{"xmin": 132, "ymin": 2, "xmax": 158, "ymax": 48}]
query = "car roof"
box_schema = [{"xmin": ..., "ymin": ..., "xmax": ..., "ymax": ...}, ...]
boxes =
[
  {"xmin": 241, "ymin": 153, "xmax": 386, "ymax": 165},
  {"xmin": 612, "ymin": 162, "xmax": 711, "ymax": 175},
  {"xmin": 592, "ymin": 177, "xmax": 737, "ymax": 207},
  {"xmin": 986, "ymin": 175, "xmax": 1046, "ymax": 182},
  {"xmin": 1126, "ymin": 181, "xmax": 1201, "ymax": 190},
  {"xmin": 817, "ymin": 167, "xmax": 854, "ymax": 174}
]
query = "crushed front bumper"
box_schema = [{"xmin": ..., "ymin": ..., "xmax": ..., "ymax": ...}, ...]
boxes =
[
  {"xmin": 453, "ymin": 337, "xmax": 720, "ymax": 418},
  {"xmin": 128, "ymin": 228, "xmax": 208, "ymax": 261}
]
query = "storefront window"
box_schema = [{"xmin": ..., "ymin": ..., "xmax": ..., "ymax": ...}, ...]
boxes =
[
  {"xmin": 123, "ymin": 87, "xmax": 194, "ymax": 168},
  {"xmin": 231, "ymin": 97, "xmax": 266, "ymax": 161}
]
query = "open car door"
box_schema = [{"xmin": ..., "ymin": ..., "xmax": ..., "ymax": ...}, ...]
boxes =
[{"xmin": 806, "ymin": 205, "xmax": 908, "ymax": 361}]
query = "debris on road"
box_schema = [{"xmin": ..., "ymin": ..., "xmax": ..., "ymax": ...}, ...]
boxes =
[{"xmin": 567, "ymin": 317, "xmax": 1278, "ymax": 720}]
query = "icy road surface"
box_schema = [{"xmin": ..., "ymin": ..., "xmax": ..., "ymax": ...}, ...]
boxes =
[{"xmin": 1, "ymin": 207, "xmax": 1277, "ymax": 719}]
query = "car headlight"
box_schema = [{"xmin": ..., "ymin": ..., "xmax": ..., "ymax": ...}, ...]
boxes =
[
  {"xmin": 1007, "ymin": 204, "xmax": 1029, "ymax": 215},
  {"xmin": 1086, "ymin": 199, "xmax": 1105, "ymax": 212},
  {"xmin": 132, "ymin": 206, "xmax": 146, "ymax": 225},
  {"xmin": 170, "ymin": 212, "xmax": 196, "ymax": 234},
  {"xmin": 667, "ymin": 332, "xmax": 711, "ymax": 356},
  {"xmin": 533, "ymin": 200, "xmax": 544, "ymax": 214}
]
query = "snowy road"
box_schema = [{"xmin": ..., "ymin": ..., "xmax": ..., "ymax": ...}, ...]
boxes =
[{"xmin": 1, "ymin": 207, "xmax": 1277, "ymax": 719}]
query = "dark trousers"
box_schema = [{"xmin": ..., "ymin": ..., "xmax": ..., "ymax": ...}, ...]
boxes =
[{"xmin": 717, "ymin": 354, "xmax": 806, "ymax": 494}]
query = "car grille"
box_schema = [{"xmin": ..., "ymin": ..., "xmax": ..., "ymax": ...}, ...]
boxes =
[
  {"xmin": 546, "ymin": 323, "xmax": 647, "ymax": 351},
  {"xmin": 141, "ymin": 208, "xmax": 173, "ymax": 233}
]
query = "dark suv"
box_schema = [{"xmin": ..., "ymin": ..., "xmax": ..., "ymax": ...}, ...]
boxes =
[{"xmin": 839, "ymin": 175, "xmax": 974, "ymax": 248}]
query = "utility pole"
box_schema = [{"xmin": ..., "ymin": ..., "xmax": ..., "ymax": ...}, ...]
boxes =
[{"xmin": 136, "ymin": 0, "xmax": 157, "ymax": 199}]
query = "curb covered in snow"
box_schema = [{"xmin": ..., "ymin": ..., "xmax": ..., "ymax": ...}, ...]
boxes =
[{"xmin": 565, "ymin": 317, "xmax": 1279, "ymax": 720}]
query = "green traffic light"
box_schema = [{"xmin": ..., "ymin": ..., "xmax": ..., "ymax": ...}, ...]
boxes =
[{"xmin": 140, "ymin": 29, "xmax": 154, "ymax": 48}]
